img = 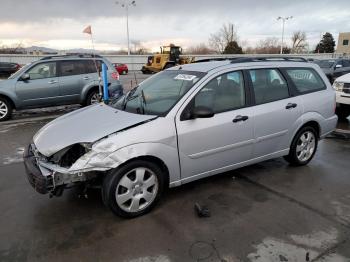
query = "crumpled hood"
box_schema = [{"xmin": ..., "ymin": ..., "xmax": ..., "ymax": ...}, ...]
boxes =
[{"xmin": 33, "ymin": 103, "xmax": 156, "ymax": 157}]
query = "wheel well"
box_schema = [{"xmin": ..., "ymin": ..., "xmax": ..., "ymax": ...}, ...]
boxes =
[
  {"xmin": 84, "ymin": 86, "xmax": 99, "ymax": 104},
  {"xmin": 299, "ymin": 121, "xmax": 320, "ymax": 138},
  {"xmin": 0, "ymin": 94, "xmax": 15, "ymax": 109},
  {"xmin": 121, "ymin": 155, "xmax": 170, "ymax": 188}
]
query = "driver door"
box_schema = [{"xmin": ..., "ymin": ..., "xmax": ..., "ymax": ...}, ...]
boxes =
[
  {"xmin": 15, "ymin": 62, "xmax": 60, "ymax": 107},
  {"xmin": 175, "ymin": 71, "xmax": 255, "ymax": 182}
]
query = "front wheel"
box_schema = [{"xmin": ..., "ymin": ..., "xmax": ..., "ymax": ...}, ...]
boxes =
[
  {"xmin": 0, "ymin": 97, "xmax": 13, "ymax": 122},
  {"xmin": 102, "ymin": 160, "xmax": 165, "ymax": 218},
  {"xmin": 284, "ymin": 126, "xmax": 318, "ymax": 166}
]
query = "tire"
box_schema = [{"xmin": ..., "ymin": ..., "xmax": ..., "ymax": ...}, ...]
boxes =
[
  {"xmin": 122, "ymin": 70, "xmax": 127, "ymax": 75},
  {"xmin": 85, "ymin": 89, "xmax": 100, "ymax": 106},
  {"xmin": 163, "ymin": 63, "xmax": 174, "ymax": 70},
  {"xmin": 336, "ymin": 105, "xmax": 350, "ymax": 120},
  {"xmin": 284, "ymin": 126, "xmax": 318, "ymax": 166},
  {"xmin": 0, "ymin": 97, "xmax": 13, "ymax": 122},
  {"xmin": 102, "ymin": 160, "xmax": 165, "ymax": 218}
]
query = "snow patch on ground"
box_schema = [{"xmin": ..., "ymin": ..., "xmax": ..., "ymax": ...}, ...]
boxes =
[
  {"xmin": 125, "ymin": 255, "xmax": 171, "ymax": 262},
  {"xmin": 2, "ymin": 147, "xmax": 25, "ymax": 165},
  {"xmin": 247, "ymin": 228, "xmax": 347, "ymax": 262}
]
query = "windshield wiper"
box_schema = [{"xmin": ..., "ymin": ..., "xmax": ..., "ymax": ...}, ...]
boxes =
[{"xmin": 122, "ymin": 86, "xmax": 139, "ymax": 110}]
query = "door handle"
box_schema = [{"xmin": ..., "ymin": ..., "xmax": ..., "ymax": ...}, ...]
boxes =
[
  {"xmin": 232, "ymin": 115, "xmax": 249, "ymax": 123},
  {"xmin": 83, "ymin": 76, "xmax": 90, "ymax": 80},
  {"xmin": 48, "ymin": 80, "xmax": 58, "ymax": 84},
  {"xmin": 285, "ymin": 103, "xmax": 297, "ymax": 109}
]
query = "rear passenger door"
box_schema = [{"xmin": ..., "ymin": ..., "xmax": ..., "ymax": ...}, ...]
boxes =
[{"xmin": 248, "ymin": 68, "xmax": 302, "ymax": 158}]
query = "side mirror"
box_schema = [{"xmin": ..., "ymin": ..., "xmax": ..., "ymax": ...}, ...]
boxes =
[
  {"xmin": 192, "ymin": 106, "xmax": 214, "ymax": 119},
  {"xmin": 335, "ymin": 64, "xmax": 343, "ymax": 69},
  {"xmin": 20, "ymin": 73, "xmax": 30, "ymax": 81}
]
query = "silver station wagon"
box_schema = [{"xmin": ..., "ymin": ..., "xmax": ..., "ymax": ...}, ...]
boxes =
[{"xmin": 24, "ymin": 57, "xmax": 338, "ymax": 218}]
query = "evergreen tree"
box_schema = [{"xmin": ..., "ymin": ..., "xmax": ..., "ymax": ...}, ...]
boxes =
[
  {"xmin": 223, "ymin": 41, "xmax": 243, "ymax": 54},
  {"xmin": 314, "ymin": 32, "xmax": 335, "ymax": 53}
]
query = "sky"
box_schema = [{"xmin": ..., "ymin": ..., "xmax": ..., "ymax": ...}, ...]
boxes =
[{"xmin": 0, "ymin": 0, "xmax": 349, "ymax": 52}]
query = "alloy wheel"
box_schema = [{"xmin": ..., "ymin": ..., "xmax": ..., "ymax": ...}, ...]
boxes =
[
  {"xmin": 115, "ymin": 167, "xmax": 159, "ymax": 213},
  {"xmin": 296, "ymin": 131, "xmax": 316, "ymax": 162},
  {"xmin": 0, "ymin": 101, "xmax": 8, "ymax": 120}
]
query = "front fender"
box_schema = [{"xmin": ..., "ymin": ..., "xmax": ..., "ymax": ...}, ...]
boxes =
[{"xmin": 65, "ymin": 141, "xmax": 181, "ymax": 187}]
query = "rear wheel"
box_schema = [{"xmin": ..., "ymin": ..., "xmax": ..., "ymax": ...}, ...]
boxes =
[
  {"xmin": 0, "ymin": 97, "xmax": 13, "ymax": 122},
  {"xmin": 85, "ymin": 89, "xmax": 100, "ymax": 106},
  {"xmin": 102, "ymin": 160, "xmax": 165, "ymax": 218},
  {"xmin": 163, "ymin": 63, "xmax": 174, "ymax": 70},
  {"xmin": 284, "ymin": 126, "xmax": 318, "ymax": 166}
]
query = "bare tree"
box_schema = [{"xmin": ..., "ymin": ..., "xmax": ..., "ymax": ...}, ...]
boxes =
[
  {"xmin": 0, "ymin": 42, "xmax": 25, "ymax": 54},
  {"xmin": 185, "ymin": 43, "xmax": 215, "ymax": 54},
  {"xmin": 209, "ymin": 23, "xmax": 239, "ymax": 54},
  {"xmin": 255, "ymin": 37, "xmax": 281, "ymax": 54},
  {"xmin": 291, "ymin": 31, "xmax": 308, "ymax": 53}
]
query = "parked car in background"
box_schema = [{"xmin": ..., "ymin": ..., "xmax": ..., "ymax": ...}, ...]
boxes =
[
  {"xmin": 333, "ymin": 73, "xmax": 350, "ymax": 119},
  {"xmin": 313, "ymin": 58, "xmax": 350, "ymax": 83},
  {"xmin": 113, "ymin": 63, "xmax": 128, "ymax": 75},
  {"xmin": 24, "ymin": 57, "xmax": 337, "ymax": 218},
  {"xmin": 0, "ymin": 62, "xmax": 21, "ymax": 77},
  {"xmin": 0, "ymin": 54, "xmax": 123, "ymax": 121}
]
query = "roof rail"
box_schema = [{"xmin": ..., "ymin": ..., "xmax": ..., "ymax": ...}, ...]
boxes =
[
  {"xmin": 40, "ymin": 53, "xmax": 102, "ymax": 60},
  {"xmin": 229, "ymin": 56, "xmax": 308, "ymax": 63}
]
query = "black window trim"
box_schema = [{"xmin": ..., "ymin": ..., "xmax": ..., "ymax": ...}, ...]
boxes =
[
  {"xmin": 246, "ymin": 67, "xmax": 292, "ymax": 106},
  {"xmin": 281, "ymin": 67, "xmax": 327, "ymax": 96},
  {"xmin": 180, "ymin": 69, "xmax": 250, "ymax": 121},
  {"xmin": 24, "ymin": 61, "xmax": 58, "ymax": 80}
]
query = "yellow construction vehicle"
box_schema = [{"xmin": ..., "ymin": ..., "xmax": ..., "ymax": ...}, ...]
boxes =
[{"xmin": 141, "ymin": 44, "xmax": 194, "ymax": 74}]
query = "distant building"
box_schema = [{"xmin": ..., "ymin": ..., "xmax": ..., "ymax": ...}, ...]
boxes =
[{"xmin": 337, "ymin": 32, "xmax": 350, "ymax": 54}]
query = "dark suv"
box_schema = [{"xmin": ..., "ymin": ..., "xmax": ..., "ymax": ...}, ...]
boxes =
[
  {"xmin": 0, "ymin": 54, "xmax": 123, "ymax": 121},
  {"xmin": 313, "ymin": 58, "xmax": 350, "ymax": 83}
]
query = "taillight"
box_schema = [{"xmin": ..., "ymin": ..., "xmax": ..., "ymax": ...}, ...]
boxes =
[{"xmin": 111, "ymin": 72, "xmax": 119, "ymax": 80}]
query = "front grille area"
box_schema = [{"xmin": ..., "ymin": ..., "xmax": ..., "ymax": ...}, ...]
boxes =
[{"xmin": 343, "ymin": 83, "xmax": 350, "ymax": 94}]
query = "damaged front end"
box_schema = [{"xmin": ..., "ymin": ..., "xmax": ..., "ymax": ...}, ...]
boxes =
[{"xmin": 24, "ymin": 143, "xmax": 99, "ymax": 196}]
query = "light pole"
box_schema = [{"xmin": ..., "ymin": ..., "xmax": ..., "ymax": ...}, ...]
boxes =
[
  {"xmin": 277, "ymin": 16, "xmax": 293, "ymax": 54},
  {"xmin": 116, "ymin": 0, "xmax": 136, "ymax": 55}
]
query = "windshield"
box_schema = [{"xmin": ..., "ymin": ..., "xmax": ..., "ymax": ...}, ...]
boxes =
[
  {"xmin": 110, "ymin": 70, "xmax": 206, "ymax": 116},
  {"xmin": 314, "ymin": 60, "xmax": 335, "ymax": 68},
  {"xmin": 8, "ymin": 63, "xmax": 32, "ymax": 79}
]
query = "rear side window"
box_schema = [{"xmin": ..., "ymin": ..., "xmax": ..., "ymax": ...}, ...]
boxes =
[
  {"xmin": 60, "ymin": 60, "xmax": 104, "ymax": 76},
  {"xmin": 249, "ymin": 69, "xmax": 289, "ymax": 105},
  {"xmin": 286, "ymin": 68, "xmax": 326, "ymax": 94}
]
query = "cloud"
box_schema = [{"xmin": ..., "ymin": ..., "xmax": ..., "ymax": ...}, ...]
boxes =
[{"xmin": 0, "ymin": 0, "xmax": 349, "ymax": 50}]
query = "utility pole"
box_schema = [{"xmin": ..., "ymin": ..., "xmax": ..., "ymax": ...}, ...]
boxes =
[
  {"xmin": 116, "ymin": 1, "xmax": 136, "ymax": 55},
  {"xmin": 277, "ymin": 16, "xmax": 293, "ymax": 54}
]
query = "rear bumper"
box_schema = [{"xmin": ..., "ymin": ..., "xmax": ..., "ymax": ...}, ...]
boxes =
[{"xmin": 23, "ymin": 144, "xmax": 53, "ymax": 194}]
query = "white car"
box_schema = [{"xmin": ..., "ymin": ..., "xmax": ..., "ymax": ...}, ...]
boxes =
[{"xmin": 333, "ymin": 73, "xmax": 350, "ymax": 119}]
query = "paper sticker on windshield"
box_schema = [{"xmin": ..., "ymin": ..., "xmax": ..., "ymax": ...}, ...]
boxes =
[{"xmin": 174, "ymin": 74, "xmax": 196, "ymax": 81}]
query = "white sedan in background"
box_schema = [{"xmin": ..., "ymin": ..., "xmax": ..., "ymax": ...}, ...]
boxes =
[{"xmin": 333, "ymin": 73, "xmax": 350, "ymax": 119}]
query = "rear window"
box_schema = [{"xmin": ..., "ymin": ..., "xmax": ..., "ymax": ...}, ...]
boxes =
[{"xmin": 286, "ymin": 68, "xmax": 326, "ymax": 94}]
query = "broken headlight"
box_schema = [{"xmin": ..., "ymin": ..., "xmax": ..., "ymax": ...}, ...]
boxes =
[
  {"xmin": 333, "ymin": 82, "xmax": 344, "ymax": 92},
  {"xmin": 49, "ymin": 143, "xmax": 92, "ymax": 168}
]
